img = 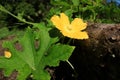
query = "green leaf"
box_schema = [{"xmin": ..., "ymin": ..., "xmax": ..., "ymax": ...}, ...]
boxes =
[
  {"xmin": 0, "ymin": 41, "xmax": 32, "ymax": 80},
  {"xmin": 33, "ymin": 44, "xmax": 75, "ymax": 80},
  {"xmin": 45, "ymin": 44, "xmax": 75, "ymax": 66},
  {"xmin": 17, "ymin": 64, "xmax": 31, "ymax": 80},
  {"xmin": 33, "ymin": 23, "xmax": 59, "ymax": 65},
  {"xmin": 17, "ymin": 13, "xmax": 26, "ymax": 22},
  {"xmin": 0, "ymin": 28, "xmax": 36, "ymax": 79},
  {"xmin": 17, "ymin": 28, "xmax": 36, "ymax": 70}
]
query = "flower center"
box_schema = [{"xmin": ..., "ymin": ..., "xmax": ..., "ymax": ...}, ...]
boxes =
[{"xmin": 66, "ymin": 25, "xmax": 72, "ymax": 31}]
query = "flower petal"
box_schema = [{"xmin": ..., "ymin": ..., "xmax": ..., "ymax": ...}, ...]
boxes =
[
  {"xmin": 50, "ymin": 15, "xmax": 63, "ymax": 30},
  {"xmin": 71, "ymin": 18, "xmax": 87, "ymax": 31},
  {"xmin": 74, "ymin": 31, "xmax": 89, "ymax": 39},
  {"xmin": 51, "ymin": 13, "xmax": 89, "ymax": 40},
  {"xmin": 61, "ymin": 30, "xmax": 89, "ymax": 39},
  {"xmin": 60, "ymin": 13, "xmax": 70, "ymax": 27}
]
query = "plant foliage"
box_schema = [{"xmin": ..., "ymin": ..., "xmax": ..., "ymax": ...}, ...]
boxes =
[{"xmin": 0, "ymin": 5, "xmax": 75, "ymax": 80}]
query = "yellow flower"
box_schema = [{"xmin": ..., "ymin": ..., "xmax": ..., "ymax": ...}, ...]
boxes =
[
  {"xmin": 50, "ymin": 13, "xmax": 89, "ymax": 39},
  {"xmin": 4, "ymin": 51, "xmax": 11, "ymax": 58}
]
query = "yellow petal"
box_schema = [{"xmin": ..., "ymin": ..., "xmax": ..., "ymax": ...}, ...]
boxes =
[
  {"xmin": 50, "ymin": 15, "xmax": 63, "ymax": 30},
  {"xmin": 74, "ymin": 31, "xmax": 89, "ymax": 39},
  {"xmin": 60, "ymin": 13, "xmax": 70, "ymax": 27},
  {"xmin": 4, "ymin": 51, "xmax": 11, "ymax": 58},
  {"xmin": 71, "ymin": 18, "xmax": 87, "ymax": 31},
  {"xmin": 61, "ymin": 30, "xmax": 89, "ymax": 39},
  {"xmin": 50, "ymin": 13, "xmax": 89, "ymax": 40}
]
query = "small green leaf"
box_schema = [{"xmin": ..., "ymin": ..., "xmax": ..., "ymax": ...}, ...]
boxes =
[
  {"xmin": 44, "ymin": 44, "xmax": 75, "ymax": 66},
  {"xmin": 17, "ymin": 13, "xmax": 26, "ymax": 22},
  {"xmin": 72, "ymin": 0, "xmax": 80, "ymax": 6}
]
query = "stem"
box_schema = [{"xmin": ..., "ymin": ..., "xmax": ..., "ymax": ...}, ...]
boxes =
[
  {"xmin": 0, "ymin": 5, "xmax": 34, "ymax": 25},
  {"xmin": 66, "ymin": 60, "xmax": 74, "ymax": 70},
  {"xmin": 7, "ymin": 11, "xmax": 34, "ymax": 25}
]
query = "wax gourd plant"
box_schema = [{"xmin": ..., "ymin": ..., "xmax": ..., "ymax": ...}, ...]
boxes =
[{"xmin": 0, "ymin": 5, "xmax": 75, "ymax": 80}]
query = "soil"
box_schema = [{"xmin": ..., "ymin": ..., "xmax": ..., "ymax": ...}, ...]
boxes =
[{"xmin": 0, "ymin": 23, "xmax": 120, "ymax": 80}]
